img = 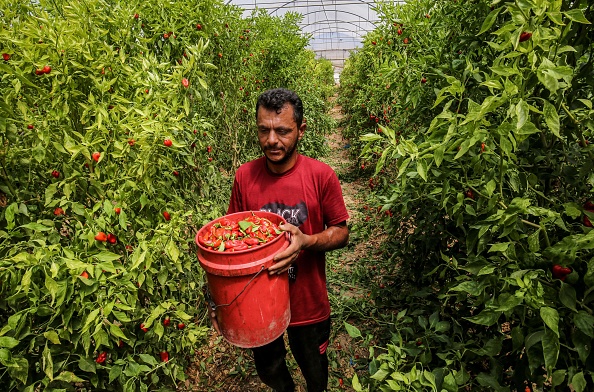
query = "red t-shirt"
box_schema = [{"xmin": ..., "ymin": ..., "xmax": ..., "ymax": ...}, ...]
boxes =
[{"xmin": 228, "ymin": 154, "xmax": 349, "ymax": 326}]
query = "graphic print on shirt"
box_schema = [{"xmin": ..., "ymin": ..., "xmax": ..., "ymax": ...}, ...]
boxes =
[{"xmin": 260, "ymin": 201, "xmax": 308, "ymax": 227}]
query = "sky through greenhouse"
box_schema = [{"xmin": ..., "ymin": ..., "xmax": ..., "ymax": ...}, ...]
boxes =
[{"xmin": 226, "ymin": 0, "xmax": 386, "ymax": 79}]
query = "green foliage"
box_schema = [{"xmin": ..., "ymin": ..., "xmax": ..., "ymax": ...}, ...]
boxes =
[
  {"xmin": 339, "ymin": 0, "xmax": 594, "ymax": 390},
  {"xmin": 0, "ymin": 0, "xmax": 333, "ymax": 390}
]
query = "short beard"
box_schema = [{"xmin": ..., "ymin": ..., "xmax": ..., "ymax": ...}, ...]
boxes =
[{"xmin": 264, "ymin": 139, "xmax": 299, "ymax": 167}]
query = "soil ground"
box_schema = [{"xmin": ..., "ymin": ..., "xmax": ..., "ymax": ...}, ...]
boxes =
[{"xmin": 184, "ymin": 93, "xmax": 372, "ymax": 392}]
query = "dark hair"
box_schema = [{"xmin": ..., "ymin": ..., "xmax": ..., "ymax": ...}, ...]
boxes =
[{"xmin": 256, "ymin": 88, "xmax": 303, "ymax": 128}]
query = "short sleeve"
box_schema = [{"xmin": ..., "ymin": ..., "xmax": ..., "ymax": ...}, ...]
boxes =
[
  {"xmin": 227, "ymin": 176, "xmax": 243, "ymax": 214},
  {"xmin": 322, "ymin": 171, "xmax": 349, "ymax": 227}
]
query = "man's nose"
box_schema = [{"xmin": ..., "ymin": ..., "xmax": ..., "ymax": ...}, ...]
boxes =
[{"xmin": 267, "ymin": 130, "xmax": 279, "ymax": 145}]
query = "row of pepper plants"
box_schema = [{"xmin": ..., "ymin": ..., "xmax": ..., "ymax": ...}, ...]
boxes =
[
  {"xmin": 0, "ymin": 0, "xmax": 334, "ymax": 390},
  {"xmin": 339, "ymin": 0, "xmax": 593, "ymax": 390}
]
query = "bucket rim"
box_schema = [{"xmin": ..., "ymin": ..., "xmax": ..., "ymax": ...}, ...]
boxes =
[{"xmin": 195, "ymin": 210, "xmax": 287, "ymax": 254}]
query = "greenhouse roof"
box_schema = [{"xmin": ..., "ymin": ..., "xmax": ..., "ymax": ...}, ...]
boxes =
[{"xmin": 227, "ymin": 0, "xmax": 384, "ymax": 75}]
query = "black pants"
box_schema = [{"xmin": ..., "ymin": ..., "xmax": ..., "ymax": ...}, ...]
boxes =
[{"xmin": 252, "ymin": 318, "xmax": 331, "ymax": 392}]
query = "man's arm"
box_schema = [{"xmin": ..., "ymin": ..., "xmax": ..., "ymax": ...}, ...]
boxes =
[{"xmin": 268, "ymin": 221, "xmax": 349, "ymax": 275}]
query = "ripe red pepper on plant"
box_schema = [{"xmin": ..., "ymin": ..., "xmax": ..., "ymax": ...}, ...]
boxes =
[
  {"xmin": 96, "ymin": 351, "xmax": 107, "ymax": 364},
  {"xmin": 160, "ymin": 351, "xmax": 169, "ymax": 362},
  {"xmin": 519, "ymin": 32, "xmax": 532, "ymax": 42},
  {"xmin": 551, "ymin": 264, "xmax": 572, "ymax": 281},
  {"xmin": 95, "ymin": 232, "xmax": 108, "ymax": 242}
]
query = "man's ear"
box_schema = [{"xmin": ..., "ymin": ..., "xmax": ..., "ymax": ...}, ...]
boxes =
[{"xmin": 298, "ymin": 119, "xmax": 306, "ymax": 140}]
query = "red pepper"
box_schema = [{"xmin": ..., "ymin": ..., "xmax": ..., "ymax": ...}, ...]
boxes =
[
  {"xmin": 243, "ymin": 237, "xmax": 260, "ymax": 246},
  {"xmin": 215, "ymin": 227, "xmax": 225, "ymax": 239},
  {"xmin": 198, "ymin": 235, "xmax": 209, "ymax": 247},
  {"xmin": 230, "ymin": 243, "xmax": 249, "ymax": 251},
  {"xmin": 96, "ymin": 352, "xmax": 107, "ymax": 364},
  {"xmin": 552, "ymin": 264, "xmax": 572, "ymax": 281},
  {"xmin": 224, "ymin": 240, "xmax": 244, "ymax": 250},
  {"xmin": 519, "ymin": 32, "xmax": 532, "ymax": 42},
  {"xmin": 199, "ymin": 215, "xmax": 281, "ymax": 250},
  {"xmin": 160, "ymin": 351, "xmax": 169, "ymax": 362}
]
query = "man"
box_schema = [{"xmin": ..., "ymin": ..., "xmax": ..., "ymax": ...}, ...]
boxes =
[{"xmin": 217, "ymin": 88, "xmax": 349, "ymax": 391}]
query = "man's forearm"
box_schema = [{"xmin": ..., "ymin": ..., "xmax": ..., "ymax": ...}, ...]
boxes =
[{"xmin": 303, "ymin": 222, "xmax": 349, "ymax": 252}]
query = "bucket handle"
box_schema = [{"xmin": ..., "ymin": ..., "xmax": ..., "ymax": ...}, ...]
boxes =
[{"xmin": 208, "ymin": 265, "xmax": 267, "ymax": 310}]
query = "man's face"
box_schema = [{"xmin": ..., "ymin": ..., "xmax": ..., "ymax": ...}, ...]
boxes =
[{"xmin": 257, "ymin": 104, "xmax": 305, "ymax": 173}]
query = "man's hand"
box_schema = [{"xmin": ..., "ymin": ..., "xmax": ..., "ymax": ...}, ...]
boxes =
[
  {"xmin": 209, "ymin": 307, "xmax": 221, "ymax": 335},
  {"xmin": 268, "ymin": 221, "xmax": 349, "ymax": 275},
  {"xmin": 268, "ymin": 223, "xmax": 310, "ymax": 275}
]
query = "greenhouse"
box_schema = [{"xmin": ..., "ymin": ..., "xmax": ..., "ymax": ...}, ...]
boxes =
[{"xmin": 1, "ymin": 0, "xmax": 593, "ymax": 391}]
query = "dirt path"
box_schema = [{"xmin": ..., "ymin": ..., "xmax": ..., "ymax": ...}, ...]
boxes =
[{"xmin": 184, "ymin": 93, "xmax": 366, "ymax": 392}]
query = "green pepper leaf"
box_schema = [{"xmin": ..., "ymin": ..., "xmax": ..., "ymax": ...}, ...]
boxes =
[{"xmin": 238, "ymin": 220, "xmax": 253, "ymax": 231}]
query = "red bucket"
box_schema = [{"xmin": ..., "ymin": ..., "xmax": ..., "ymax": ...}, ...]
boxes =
[{"xmin": 195, "ymin": 211, "xmax": 290, "ymax": 348}]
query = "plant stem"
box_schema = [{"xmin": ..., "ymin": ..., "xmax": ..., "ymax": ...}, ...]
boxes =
[
  {"xmin": 1, "ymin": 163, "xmax": 18, "ymax": 200},
  {"xmin": 562, "ymin": 102, "xmax": 594, "ymax": 162},
  {"xmin": 520, "ymin": 219, "xmax": 540, "ymax": 230},
  {"xmin": 499, "ymin": 153, "xmax": 504, "ymax": 201}
]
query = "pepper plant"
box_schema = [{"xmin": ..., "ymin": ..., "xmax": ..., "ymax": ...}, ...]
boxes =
[
  {"xmin": 0, "ymin": 0, "xmax": 333, "ymax": 390},
  {"xmin": 340, "ymin": 0, "xmax": 594, "ymax": 390}
]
